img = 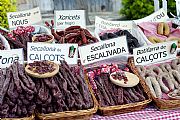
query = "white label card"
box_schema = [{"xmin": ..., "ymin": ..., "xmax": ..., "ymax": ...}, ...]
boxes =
[
  {"xmin": 55, "ymin": 10, "xmax": 86, "ymax": 29},
  {"xmin": 79, "ymin": 36, "xmax": 129, "ymax": 65},
  {"xmin": 133, "ymin": 41, "xmax": 177, "ymax": 66},
  {"xmin": 95, "ymin": 16, "xmax": 132, "ymax": 30},
  {"xmin": 0, "ymin": 49, "xmax": 24, "ymax": 68},
  {"xmin": 7, "ymin": 7, "xmax": 42, "ymax": 29},
  {"xmin": 134, "ymin": 8, "xmax": 169, "ymax": 24},
  {"xmin": 27, "ymin": 43, "xmax": 78, "ymax": 64},
  {"xmin": 153, "ymin": 0, "xmax": 160, "ymax": 12},
  {"xmin": 176, "ymin": 0, "xmax": 180, "ymax": 16}
]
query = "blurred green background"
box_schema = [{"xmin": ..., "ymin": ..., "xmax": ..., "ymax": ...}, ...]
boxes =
[{"xmin": 0, "ymin": 0, "xmax": 16, "ymax": 28}]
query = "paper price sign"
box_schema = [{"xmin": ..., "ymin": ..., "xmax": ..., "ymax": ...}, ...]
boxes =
[
  {"xmin": 27, "ymin": 43, "xmax": 78, "ymax": 64},
  {"xmin": 95, "ymin": 16, "xmax": 132, "ymax": 30},
  {"xmin": 134, "ymin": 8, "xmax": 169, "ymax": 24},
  {"xmin": 7, "ymin": 7, "xmax": 42, "ymax": 29},
  {"xmin": 0, "ymin": 49, "xmax": 24, "ymax": 68},
  {"xmin": 79, "ymin": 36, "xmax": 129, "ymax": 65},
  {"xmin": 55, "ymin": 10, "xmax": 85, "ymax": 29},
  {"xmin": 133, "ymin": 41, "xmax": 177, "ymax": 66}
]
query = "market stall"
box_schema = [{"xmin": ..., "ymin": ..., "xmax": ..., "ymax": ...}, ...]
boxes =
[{"xmin": 0, "ymin": 1, "xmax": 180, "ymax": 120}]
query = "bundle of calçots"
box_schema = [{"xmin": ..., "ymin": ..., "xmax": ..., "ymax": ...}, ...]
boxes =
[
  {"xmin": 45, "ymin": 20, "xmax": 98, "ymax": 46},
  {"xmin": 99, "ymin": 29, "xmax": 141, "ymax": 54},
  {"xmin": 0, "ymin": 62, "xmax": 36, "ymax": 118},
  {"xmin": 87, "ymin": 64, "xmax": 147, "ymax": 107},
  {"xmin": 34, "ymin": 60, "xmax": 94, "ymax": 114}
]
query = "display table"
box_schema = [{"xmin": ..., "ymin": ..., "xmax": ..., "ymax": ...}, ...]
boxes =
[{"xmin": 92, "ymin": 105, "xmax": 180, "ymax": 120}]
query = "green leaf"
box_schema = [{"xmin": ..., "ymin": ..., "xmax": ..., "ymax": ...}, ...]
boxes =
[
  {"xmin": 0, "ymin": 0, "xmax": 16, "ymax": 28},
  {"xmin": 119, "ymin": 0, "xmax": 176, "ymax": 19}
]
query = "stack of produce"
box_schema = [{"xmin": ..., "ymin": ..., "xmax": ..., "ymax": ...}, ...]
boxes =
[
  {"xmin": 0, "ymin": 62, "xmax": 36, "ymax": 118},
  {"xmin": 45, "ymin": 20, "xmax": 98, "ymax": 46},
  {"xmin": 87, "ymin": 63, "xmax": 147, "ymax": 107},
  {"xmin": 99, "ymin": 29, "xmax": 141, "ymax": 54},
  {"xmin": 136, "ymin": 58, "xmax": 180, "ymax": 99}
]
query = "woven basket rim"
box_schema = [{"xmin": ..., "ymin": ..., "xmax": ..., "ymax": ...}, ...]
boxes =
[
  {"xmin": 1, "ymin": 114, "xmax": 35, "ymax": 120},
  {"xmin": 37, "ymin": 105, "xmax": 98, "ymax": 118},
  {"xmin": 99, "ymin": 99, "xmax": 151, "ymax": 111}
]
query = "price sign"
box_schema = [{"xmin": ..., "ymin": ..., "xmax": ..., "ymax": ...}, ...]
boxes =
[
  {"xmin": 7, "ymin": 7, "xmax": 42, "ymax": 29},
  {"xmin": 27, "ymin": 42, "xmax": 78, "ymax": 64},
  {"xmin": 0, "ymin": 49, "xmax": 24, "ymax": 68},
  {"xmin": 95, "ymin": 16, "xmax": 132, "ymax": 30},
  {"xmin": 54, "ymin": 10, "xmax": 86, "ymax": 29},
  {"xmin": 79, "ymin": 36, "xmax": 129, "ymax": 65},
  {"xmin": 134, "ymin": 8, "xmax": 169, "ymax": 24},
  {"xmin": 133, "ymin": 41, "xmax": 177, "ymax": 66}
]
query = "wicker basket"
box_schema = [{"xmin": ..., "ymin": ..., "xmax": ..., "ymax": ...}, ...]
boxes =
[
  {"xmin": 1, "ymin": 115, "xmax": 35, "ymax": 120},
  {"xmin": 90, "ymin": 65, "xmax": 152, "ymax": 116},
  {"xmin": 98, "ymin": 99, "xmax": 151, "ymax": 116},
  {"xmin": 36, "ymin": 75, "xmax": 98, "ymax": 120},
  {"xmin": 128, "ymin": 58, "xmax": 180, "ymax": 110}
]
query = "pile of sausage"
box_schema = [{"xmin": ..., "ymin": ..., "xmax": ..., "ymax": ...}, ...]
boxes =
[
  {"xmin": 169, "ymin": 87, "xmax": 180, "ymax": 99},
  {"xmin": 99, "ymin": 29, "xmax": 141, "ymax": 54},
  {"xmin": 0, "ymin": 62, "xmax": 36, "ymax": 118},
  {"xmin": 53, "ymin": 26, "xmax": 98, "ymax": 45},
  {"xmin": 0, "ymin": 61, "xmax": 94, "ymax": 118},
  {"xmin": 0, "ymin": 39, "xmax": 5, "ymax": 50},
  {"xmin": 35, "ymin": 60, "xmax": 93, "ymax": 114},
  {"xmin": 45, "ymin": 21, "xmax": 98, "ymax": 46},
  {"xmin": 137, "ymin": 58, "xmax": 180, "ymax": 99},
  {"xmin": 28, "ymin": 61, "xmax": 56, "ymax": 74},
  {"xmin": 33, "ymin": 34, "xmax": 52, "ymax": 42},
  {"xmin": 3, "ymin": 26, "xmax": 34, "ymax": 60},
  {"xmin": 87, "ymin": 64, "xmax": 147, "ymax": 107}
]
